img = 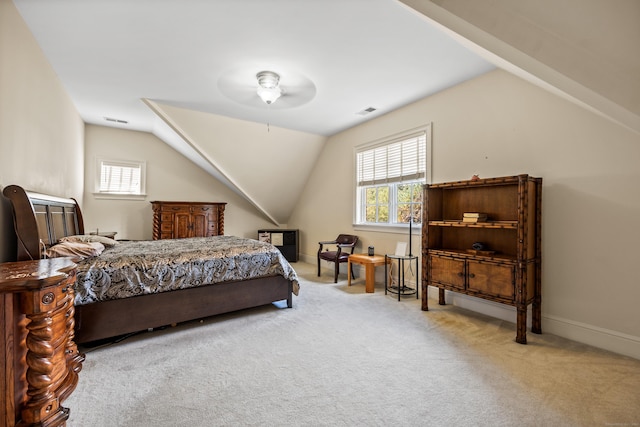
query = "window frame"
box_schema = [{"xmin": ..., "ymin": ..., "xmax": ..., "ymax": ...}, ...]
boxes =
[
  {"xmin": 94, "ymin": 157, "xmax": 147, "ymax": 200},
  {"xmin": 353, "ymin": 124, "xmax": 432, "ymax": 233}
]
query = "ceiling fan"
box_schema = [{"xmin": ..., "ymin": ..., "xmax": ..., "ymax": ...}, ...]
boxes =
[{"xmin": 217, "ymin": 67, "xmax": 317, "ymax": 109}]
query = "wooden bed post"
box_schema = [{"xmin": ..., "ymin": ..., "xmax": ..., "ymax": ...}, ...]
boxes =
[{"xmin": 3, "ymin": 185, "xmax": 41, "ymax": 261}]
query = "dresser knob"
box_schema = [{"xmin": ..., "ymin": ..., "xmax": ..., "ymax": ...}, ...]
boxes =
[{"xmin": 42, "ymin": 292, "xmax": 55, "ymax": 304}]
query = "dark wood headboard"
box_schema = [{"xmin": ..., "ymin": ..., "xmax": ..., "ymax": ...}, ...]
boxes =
[{"xmin": 2, "ymin": 185, "xmax": 85, "ymax": 261}]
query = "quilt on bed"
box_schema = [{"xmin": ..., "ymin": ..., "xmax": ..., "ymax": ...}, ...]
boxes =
[{"xmin": 73, "ymin": 236, "xmax": 299, "ymax": 305}]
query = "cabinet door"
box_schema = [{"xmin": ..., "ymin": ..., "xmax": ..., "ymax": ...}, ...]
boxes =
[
  {"xmin": 191, "ymin": 212, "xmax": 208, "ymax": 237},
  {"xmin": 467, "ymin": 261, "xmax": 515, "ymax": 300},
  {"xmin": 429, "ymin": 255, "xmax": 465, "ymax": 290},
  {"xmin": 174, "ymin": 212, "xmax": 192, "ymax": 238}
]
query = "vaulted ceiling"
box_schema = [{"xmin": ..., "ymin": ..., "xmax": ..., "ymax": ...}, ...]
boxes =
[
  {"xmin": 400, "ymin": 0, "xmax": 640, "ymax": 134},
  {"xmin": 13, "ymin": 0, "xmax": 639, "ymax": 224}
]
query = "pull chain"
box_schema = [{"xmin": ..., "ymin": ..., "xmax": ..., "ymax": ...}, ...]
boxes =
[{"xmin": 266, "ymin": 103, "xmax": 271, "ymax": 132}]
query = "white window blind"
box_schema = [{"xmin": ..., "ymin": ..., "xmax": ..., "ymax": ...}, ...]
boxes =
[
  {"xmin": 97, "ymin": 159, "xmax": 146, "ymax": 196},
  {"xmin": 356, "ymin": 131, "xmax": 426, "ymax": 186},
  {"xmin": 354, "ymin": 127, "xmax": 429, "ymax": 226}
]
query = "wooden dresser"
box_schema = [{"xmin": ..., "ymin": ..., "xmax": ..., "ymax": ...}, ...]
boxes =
[
  {"xmin": 151, "ymin": 201, "xmax": 226, "ymax": 240},
  {"xmin": 0, "ymin": 258, "xmax": 84, "ymax": 427}
]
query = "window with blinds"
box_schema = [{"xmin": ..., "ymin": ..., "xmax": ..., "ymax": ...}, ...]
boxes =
[
  {"xmin": 95, "ymin": 158, "xmax": 146, "ymax": 198},
  {"xmin": 355, "ymin": 126, "xmax": 430, "ymax": 226}
]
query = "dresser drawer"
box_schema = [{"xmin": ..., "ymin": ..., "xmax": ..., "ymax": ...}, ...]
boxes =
[
  {"xmin": 161, "ymin": 204, "xmax": 190, "ymax": 213},
  {"xmin": 192, "ymin": 206, "xmax": 214, "ymax": 214},
  {"xmin": 22, "ymin": 283, "xmax": 72, "ymax": 314}
]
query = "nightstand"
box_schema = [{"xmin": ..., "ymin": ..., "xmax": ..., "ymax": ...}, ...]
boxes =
[{"xmin": 89, "ymin": 231, "xmax": 117, "ymax": 239}]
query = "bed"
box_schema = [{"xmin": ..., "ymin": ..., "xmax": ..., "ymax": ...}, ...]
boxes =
[{"xmin": 3, "ymin": 185, "xmax": 299, "ymax": 344}]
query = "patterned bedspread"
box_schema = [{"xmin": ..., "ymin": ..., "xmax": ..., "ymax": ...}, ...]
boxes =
[{"xmin": 74, "ymin": 236, "xmax": 299, "ymax": 305}]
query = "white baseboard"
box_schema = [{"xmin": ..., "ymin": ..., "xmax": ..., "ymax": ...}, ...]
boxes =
[
  {"xmin": 428, "ymin": 287, "xmax": 640, "ymax": 360},
  {"xmin": 542, "ymin": 314, "xmax": 640, "ymax": 360}
]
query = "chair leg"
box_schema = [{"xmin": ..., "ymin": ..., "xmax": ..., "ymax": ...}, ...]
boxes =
[
  {"xmin": 334, "ymin": 262, "xmax": 339, "ymax": 283},
  {"xmin": 317, "ymin": 255, "xmax": 321, "ymax": 277}
]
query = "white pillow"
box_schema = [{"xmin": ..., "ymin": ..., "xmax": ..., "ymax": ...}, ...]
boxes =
[
  {"xmin": 46, "ymin": 241, "xmax": 105, "ymax": 259},
  {"xmin": 60, "ymin": 234, "xmax": 118, "ymax": 247}
]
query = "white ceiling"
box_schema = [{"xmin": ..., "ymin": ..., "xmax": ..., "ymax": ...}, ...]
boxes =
[{"xmin": 13, "ymin": 0, "xmax": 495, "ymax": 137}]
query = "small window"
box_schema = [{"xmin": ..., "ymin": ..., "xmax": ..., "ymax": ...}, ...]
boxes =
[
  {"xmin": 95, "ymin": 158, "xmax": 146, "ymax": 199},
  {"xmin": 355, "ymin": 125, "xmax": 431, "ymax": 228}
]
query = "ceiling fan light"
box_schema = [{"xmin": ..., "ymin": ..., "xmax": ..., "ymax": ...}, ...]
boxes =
[
  {"xmin": 257, "ymin": 86, "xmax": 282, "ymax": 104},
  {"xmin": 256, "ymin": 71, "xmax": 282, "ymax": 104},
  {"xmin": 258, "ymin": 87, "xmax": 282, "ymax": 104},
  {"xmin": 257, "ymin": 70, "xmax": 279, "ymax": 88}
]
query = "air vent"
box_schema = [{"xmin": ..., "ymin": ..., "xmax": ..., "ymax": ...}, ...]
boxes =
[
  {"xmin": 356, "ymin": 107, "xmax": 377, "ymax": 116},
  {"xmin": 104, "ymin": 117, "xmax": 129, "ymax": 124}
]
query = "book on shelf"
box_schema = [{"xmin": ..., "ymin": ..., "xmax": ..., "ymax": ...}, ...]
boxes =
[
  {"xmin": 462, "ymin": 212, "xmax": 487, "ymax": 223},
  {"xmin": 463, "ymin": 212, "xmax": 487, "ymax": 218}
]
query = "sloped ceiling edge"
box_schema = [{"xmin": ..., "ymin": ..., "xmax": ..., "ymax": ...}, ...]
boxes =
[{"xmin": 144, "ymin": 99, "xmax": 327, "ymax": 225}]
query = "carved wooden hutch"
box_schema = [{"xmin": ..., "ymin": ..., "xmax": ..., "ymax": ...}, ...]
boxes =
[{"xmin": 151, "ymin": 201, "xmax": 226, "ymax": 240}]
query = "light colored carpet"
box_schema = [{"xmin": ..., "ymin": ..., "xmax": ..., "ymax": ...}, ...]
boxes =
[{"xmin": 66, "ymin": 263, "xmax": 640, "ymax": 426}]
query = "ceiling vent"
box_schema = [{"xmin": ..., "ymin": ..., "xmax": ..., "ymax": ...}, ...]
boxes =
[
  {"xmin": 104, "ymin": 117, "xmax": 128, "ymax": 124},
  {"xmin": 356, "ymin": 107, "xmax": 377, "ymax": 116}
]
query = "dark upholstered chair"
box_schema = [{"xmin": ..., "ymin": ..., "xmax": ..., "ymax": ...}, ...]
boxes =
[{"xmin": 317, "ymin": 234, "xmax": 359, "ymax": 283}]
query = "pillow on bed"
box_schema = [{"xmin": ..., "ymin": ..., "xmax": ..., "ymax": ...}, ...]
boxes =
[
  {"xmin": 60, "ymin": 234, "xmax": 118, "ymax": 247},
  {"xmin": 46, "ymin": 241, "xmax": 105, "ymax": 259}
]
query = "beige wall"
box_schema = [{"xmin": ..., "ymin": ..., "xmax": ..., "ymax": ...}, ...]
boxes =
[
  {"xmin": 0, "ymin": 0, "xmax": 84, "ymax": 262},
  {"xmin": 83, "ymin": 125, "xmax": 280, "ymax": 240},
  {"xmin": 2, "ymin": 0, "xmax": 639, "ymax": 358},
  {"xmin": 289, "ymin": 69, "xmax": 640, "ymax": 358}
]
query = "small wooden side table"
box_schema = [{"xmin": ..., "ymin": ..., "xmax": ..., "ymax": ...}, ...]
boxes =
[{"xmin": 347, "ymin": 254, "xmax": 388, "ymax": 293}]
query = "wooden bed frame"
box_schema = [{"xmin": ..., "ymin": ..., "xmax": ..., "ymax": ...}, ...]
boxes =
[{"xmin": 3, "ymin": 185, "xmax": 294, "ymax": 344}]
